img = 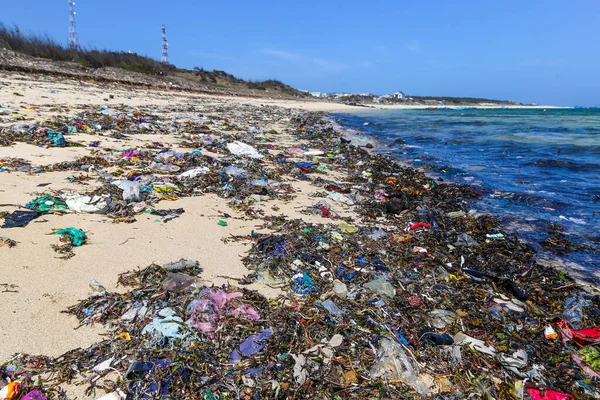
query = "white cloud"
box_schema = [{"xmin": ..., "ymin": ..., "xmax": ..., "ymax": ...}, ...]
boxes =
[{"xmin": 260, "ymin": 47, "xmax": 347, "ymax": 71}]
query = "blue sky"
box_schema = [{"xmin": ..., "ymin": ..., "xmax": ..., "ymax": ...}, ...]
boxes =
[{"xmin": 2, "ymin": 1, "xmax": 599, "ymax": 106}]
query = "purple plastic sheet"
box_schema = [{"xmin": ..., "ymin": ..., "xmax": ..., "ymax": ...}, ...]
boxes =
[{"xmin": 229, "ymin": 328, "xmax": 275, "ymax": 363}]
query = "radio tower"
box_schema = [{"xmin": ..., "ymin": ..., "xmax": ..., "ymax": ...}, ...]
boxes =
[
  {"xmin": 161, "ymin": 25, "xmax": 169, "ymax": 64},
  {"xmin": 68, "ymin": 0, "xmax": 79, "ymax": 50}
]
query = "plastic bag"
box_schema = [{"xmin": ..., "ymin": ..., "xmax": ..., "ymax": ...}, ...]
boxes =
[
  {"xmin": 142, "ymin": 307, "xmax": 187, "ymax": 339},
  {"xmin": 178, "ymin": 166, "xmax": 209, "ymax": 179},
  {"xmin": 369, "ymin": 336, "xmax": 429, "ymax": 395},
  {"xmin": 364, "ymin": 278, "xmax": 396, "ymax": 298},
  {"xmin": 224, "ymin": 165, "xmax": 248, "ymax": 178},
  {"xmin": 162, "ymin": 258, "xmax": 200, "ymax": 271},
  {"xmin": 229, "ymin": 328, "xmax": 275, "ymax": 362},
  {"xmin": 563, "ymin": 292, "xmax": 593, "ymax": 330},
  {"xmin": 319, "ymin": 299, "xmax": 344, "ymax": 317},
  {"xmin": 333, "ymin": 279, "xmax": 348, "ymax": 298},
  {"xmin": 113, "ymin": 180, "xmax": 145, "ymax": 202},
  {"xmin": 62, "ymin": 193, "xmax": 108, "ymax": 213},
  {"xmin": 52, "ymin": 227, "xmax": 87, "ymax": 246},
  {"xmin": 328, "ymin": 191, "xmax": 354, "ymax": 205},
  {"xmin": 162, "ymin": 272, "xmax": 198, "ymax": 292},
  {"xmin": 428, "ymin": 310, "xmax": 458, "ymax": 329},
  {"xmin": 227, "ymin": 141, "xmax": 263, "ymax": 159}
]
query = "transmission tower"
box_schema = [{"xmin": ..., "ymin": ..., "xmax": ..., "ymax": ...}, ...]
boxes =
[
  {"xmin": 161, "ymin": 25, "xmax": 169, "ymax": 64},
  {"xmin": 68, "ymin": 0, "xmax": 79, "ymax": 50}
]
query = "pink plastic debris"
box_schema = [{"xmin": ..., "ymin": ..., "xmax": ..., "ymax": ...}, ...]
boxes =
[
  {"xmin": 22, "ymin": 391, "xmax": 48, "ymax": 400},
  {"xmin": 189, "ymin": 288, "xmax": 260, "ymax": 339}
]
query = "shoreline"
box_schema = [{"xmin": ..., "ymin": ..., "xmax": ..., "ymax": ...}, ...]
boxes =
[{"xmin": 1, "ymin": 71, "xmax": 598, "ymax": 399}]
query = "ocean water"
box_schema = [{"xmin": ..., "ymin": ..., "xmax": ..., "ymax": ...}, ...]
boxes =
[{"xmin": 332, "ymin": 108, "xmax": 600, "ymax": 280}]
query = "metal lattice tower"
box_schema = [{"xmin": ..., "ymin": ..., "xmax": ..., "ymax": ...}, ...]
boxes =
[
  {"xmin": 161, "ymin": 25, "xmax": 169, "ymax": 64},
  {"xmin": 68, "ymin": 0, "xmax": 79, "ymax": 50}
]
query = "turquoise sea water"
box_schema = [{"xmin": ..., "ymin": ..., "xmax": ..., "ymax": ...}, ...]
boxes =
[{"xmin": 332, "ymin": 108, "xmax": 600, "ymax": 280}]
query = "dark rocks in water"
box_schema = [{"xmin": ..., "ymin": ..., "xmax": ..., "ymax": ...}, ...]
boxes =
[
  {"xmin": 340, "ymin": 137, "xmax": 351, "ymax": 144},
  {"xmin": 394, "ymin": 138, "xmax": 405, "ymax": 144},
  {"xmin": 365, "ymin": 143, "xmax": 374, "ymax": 149}
]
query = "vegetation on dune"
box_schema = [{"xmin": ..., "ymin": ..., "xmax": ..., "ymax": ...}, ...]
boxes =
[{"xmin": 0, "ymin": 24, "xmax": 174, "ymax": 75}]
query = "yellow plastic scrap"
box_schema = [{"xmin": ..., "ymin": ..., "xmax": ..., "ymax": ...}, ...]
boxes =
[
  {"xmin": 330, "ymin": 232, "xmax": 344, "ymax": 242},
  {"xmin": 338, "ymin": 222, "xmax": 358, "ymax": 234},
  {"xmin": 115, "ymin": 332, "xmax": 131, "ymax": 341},
  {"xmin": 154, "ymin": 186, "xmax": 177, "ymax": 194}
]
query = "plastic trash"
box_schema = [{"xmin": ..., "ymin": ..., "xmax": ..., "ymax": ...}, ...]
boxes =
[
  {"xmin": 293, "ymin": 161, "xmax": 313, "ymax": 173},
  {"xmin": 162, "ymin": 258, "xmax": 200, "ymax": 271},
  {"xmin": 0, "ymin": 382, "xmax": 20, "ymax": 399},
  {"xmin": 150, "ymin": 162, "xmax": 181, "ymax": 172},
  {"xmin": 112, "ymin": 180, "xmax": 145, "ymax": 202},
  {"xmin": 304, "ymin": 150, "xmax": 324, "ymax": 156},
  {"xmin": 419, "ymin": 328, "xmax": 454, "ymax": 345},
  {"xmin": 26, "ymin": 195, "xmax": 67, "ymax": 213},
  {"xmin": 555, "ymin": 320, "xmax": 600, "ymax": 345},
  {"xmin": 367, "ymin": 228, "xmax": 387, "ymax": 240},
  {"xmin": 188, "ymin": 288, "xmax": 260, "ymax": 339},
  {"xmin": 227, "ymin": 141, "xmax": 263, "ymax": 159},
  {"xmin": 121, "ymin": 302, "xmax": 148, "ymax": 322},
  {"xmin": 545, "ymin": 325, "xmax": 558, "ymax": 340},
  {"xmin": 453, "ymin": 332, "xmax": 496, "ymax": 356},
  {"xmin": 407, "ymin": 222, "xmax": 431, "ymax": 231},
  {"xmin": 1, "ymin": 210, "xmax": 40, "ymax": 228},
  {"xmin": 563, "ymin": 292, "xmax": 593, "ymax": 330},
  {"xmin": 51, "ymin": 227, "xmax": 87, "ymax": 246},
  {"xmin": 454, "ymin": 233, "xmax": 478, "ymax": 247},
  {"xmin": 47, "ymin": 130, "xmax": 66, "ymax": 146},
  {"xmin": 292, "ymin": 272, "xmax": 318, "ymax": 294},
  {"xmin": 62, "ymin": 194, "xmax": 107, "ymax": 213},
  {"xmin": 364, "ymin": 278, "xmax": 396, "ymax": 298},
  {"xmin": 328, "ymin": 191, "xmax": 354, "ymax": 205},
  {"xmin": 332, "ymin": 279, "xmax": 348, "ymax": 298},
  {"xmin": 504, "ymin": 279, "xmax": 528, "ymax": 301},
  {"xmin": 369, "ymin": 336, "xmax": 429, "ymax": 395},
  {"xmin": 21, "ymin": 391, "xmax": 48, "ymax": 400},
  {"xmin": 223, "ymin": 165, "xmax": 248, "ymax": 178},
  {"xmin": 427, "ymin": 310, "xmax": 458, "ymax": 329},
  {"xmin": 319, "ymin": 299, "xmax": 344, "ymax": 317},
  {"xmin": 526, "ymin": 387, "xmax": 574, "ymax": 400},
  {"xmin": 229, "ymin": 328, "xmax": 275, "ymax": 362},
  {"xmin": 178, "ymin": 166, "xmax": 210, "ymax": 179},
  {"xmin": 162, "ymin": 272, "xmax": 198, "ymax": 292},
  {"xmin": 89, "ymin": 279, "xmax": 106, "ymax": 297},
  {"xmin": 142, "ymin": 307, "xmax": 187, "ymax": 339},
  {"xmin": 338, "ymin": 221, "xmax": 358, "ymax": 233},
  {"xmin": 446, "ymin": 211, "xmax": 466, "ymax": 219}
]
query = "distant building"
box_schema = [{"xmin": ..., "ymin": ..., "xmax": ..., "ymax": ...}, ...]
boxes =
[
  {"xmin": 393, "ymin": 91, "xmax": 406, "ymax": 99},
  {"xmin": 310, "ymin": 92, "xmax": 327, "ymax": 98}
]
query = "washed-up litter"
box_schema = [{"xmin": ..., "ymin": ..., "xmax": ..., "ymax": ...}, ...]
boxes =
[
  {"xmin": 26, "ymin": 195, "xmax": 67, "ymax": 214},
  {"xmin": 0, "ymin": 236, "xmax": 17, "ymax": 248},
  {"xmin": 62, "ymin": 193, "xmax": 108, "ymax": 213},
  {"xmin": 226, "ymin": 141, "xmax": 263, "ymax": 159},
  {"xmin": 1, "ymin": 105, "xmax": 600, "ymax": 400},
  {"xmin": 51, "ymin": 227, "xmax": 87, "ymax": 246},
  {"xmin": 1, "ymin": 210, "xmax": 40, "ymax": 228}
]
